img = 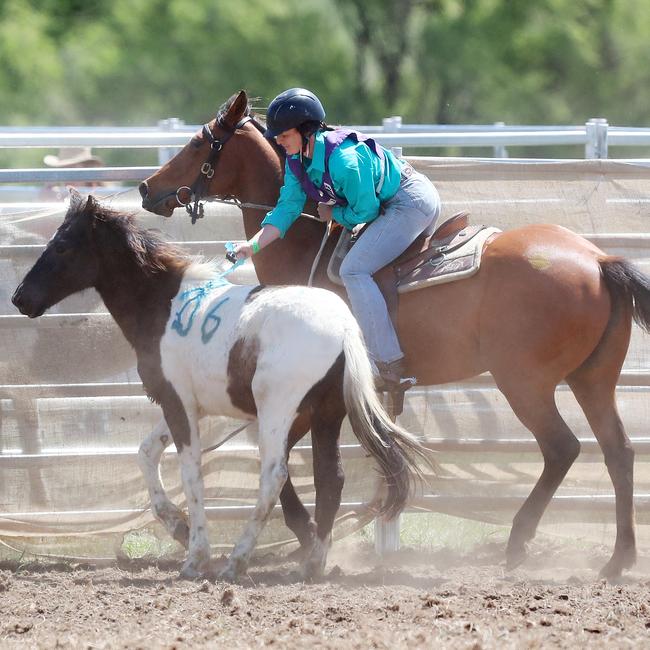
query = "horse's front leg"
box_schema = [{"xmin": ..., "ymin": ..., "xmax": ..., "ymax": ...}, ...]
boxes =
[
  {"xmin": 219, "ymin": 407, "xmax": 291, "ymax": 582},
  {"xmin": 160, "ymin": 397, "xmax": 211, "ymax": 579},
  {"xmin": 137, "ymin": 418, "xmax": 189, "ymax": 548}
]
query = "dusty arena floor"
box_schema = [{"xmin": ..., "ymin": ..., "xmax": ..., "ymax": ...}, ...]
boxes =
[{"xmin": 1, "ymin": 542, "xmax": 650, "ymax": 649}]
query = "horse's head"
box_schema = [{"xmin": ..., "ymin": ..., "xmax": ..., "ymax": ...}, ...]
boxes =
[
  {"xmin": 139, "ymin": 90, "xmax": 268, "ymax": 218},
  {"xmin": 13, "ymin": 190, "xmax": 101, "ymax": 317}
]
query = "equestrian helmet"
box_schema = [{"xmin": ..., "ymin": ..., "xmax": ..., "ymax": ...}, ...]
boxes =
[{"xmin": 264, "ymin": 88, "xmax": 326, "ymax": 138}]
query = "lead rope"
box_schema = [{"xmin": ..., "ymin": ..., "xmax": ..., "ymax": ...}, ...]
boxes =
[{"xmin": 201, "ymin": 421, "xmax": 251, "ymax": 455}]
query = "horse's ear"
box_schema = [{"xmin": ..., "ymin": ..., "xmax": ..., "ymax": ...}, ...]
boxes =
[
  {"xmin": 223, "ymin": 90, "xmax": 249, "ymax": 127},
  {"xmin": 68, "ymin": 187, "xmax": 84, "ymax": 210}
]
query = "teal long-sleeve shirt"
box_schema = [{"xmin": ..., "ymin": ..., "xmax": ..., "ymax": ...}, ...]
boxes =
[{"xmin": 261, "ymin": 130, "xmax": 404, "ymax": 237}]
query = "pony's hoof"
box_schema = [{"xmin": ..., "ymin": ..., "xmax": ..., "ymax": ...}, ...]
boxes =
[
  {"xmin": 179, "ymin": 556, "xmax": 210, "ymax": 580},
  {"xmin": 179, "ymin": 564, "xmax": 203, "ymax": 580},
  {"xmin": 217, "ymin": 564, "xmax": 238, "ymax": 583},
  {"xmin": 300, "ymin": 537, "xmax": 329, "ymax": 582},
  {"xmin": 301, "ymin": 560, "xmax": 325, "ymax": 583},
  {"xmin": 172, "ymin": 521, "xmax": 190, "ymax": 548}
]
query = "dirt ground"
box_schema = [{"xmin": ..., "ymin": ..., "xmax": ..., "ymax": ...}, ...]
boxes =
[{"xmin": 1, "ymin": 542, "xmax": 650, "ymax": 649}]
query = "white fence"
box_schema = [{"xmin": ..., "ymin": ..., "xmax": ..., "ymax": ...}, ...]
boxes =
[
  {"xmin": 1, "ymin": 125, "xmax": 650, "ymax": 560},
  {"xmin": 0, "ymin": 116, "xmax": 649, "ymax": 164}
]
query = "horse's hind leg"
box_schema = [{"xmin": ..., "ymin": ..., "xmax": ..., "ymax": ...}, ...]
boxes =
[
  {"xmin": 280, "ymin": 411, "xmax": 317, "ymax": 555},
  {"xmin": 301, "ymin": 393, "xmax": 346, "ymax": 580},
  {"xmin": 137, "ymin": 418, "xmax": 189, "ymax": 548},
  {"xmin": 219, "ymin": 405, "xmax": 292, "ymax": 582},
  {"xmin": 566, "ymin": 306, "xmax": 636, "ymax": 579},
  {"xmin": 495, "ymin": 380, "xmax": 581, "ymax": 570},
  {"xmin": 568, "ymin": 377, "xmax": 636, "ymax": 579}
]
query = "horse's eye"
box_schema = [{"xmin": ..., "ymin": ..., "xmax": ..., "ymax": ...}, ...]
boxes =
[
  {"xmin": 54, "ymin": 243, "xmax": 66, "ymax": 255},
  {"xmin": 190, "ymin": 136, "xmax": 203, "ymax": 148}
]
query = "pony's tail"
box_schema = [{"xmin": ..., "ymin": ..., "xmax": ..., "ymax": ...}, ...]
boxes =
[
  {"xmin": 341, "ymin": 325, "xmax": 433, "ymax": 520},
  {"xmin": 600, "ymin": 257, "xmax": 650, "ymax": 333}
]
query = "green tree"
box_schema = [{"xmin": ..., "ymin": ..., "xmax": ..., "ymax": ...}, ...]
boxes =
[{"xmin": 2, "ymin": 0, "xmax": 650, "ymax": 157}]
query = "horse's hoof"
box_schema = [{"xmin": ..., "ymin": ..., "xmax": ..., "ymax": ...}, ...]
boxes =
[
  {"xmin": 505, "ymin": 543, "xmax": 527, "ymax": 571},
  {"xmin": 599, "ymin": 550, "xmax": 636, "ymax": 582}
]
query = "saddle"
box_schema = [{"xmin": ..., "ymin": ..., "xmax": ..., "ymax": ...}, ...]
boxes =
[
  {"xmin": 327, "ymin": 211, "xmax": 501, "ymax": 327},
  {"xmin": 325, "ymin": 211, "xmax": 500, "ymax": 417}
]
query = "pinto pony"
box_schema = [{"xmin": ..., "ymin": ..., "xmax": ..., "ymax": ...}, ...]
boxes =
[
  {"xmin": 12, "ymin": 192, "xmax": 426, "ymax": 580},
  {"xmin": 138, "ymin": 90, "xmax": 650, "ymax": 580}
]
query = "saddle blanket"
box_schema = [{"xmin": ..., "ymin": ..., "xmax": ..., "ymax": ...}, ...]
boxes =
[{"xmin": 327, "ymin": 225, "xmax": 502, "ymax": 293}]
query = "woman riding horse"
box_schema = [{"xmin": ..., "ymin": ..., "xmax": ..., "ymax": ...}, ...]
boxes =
[{"xmin": 232, "ymin": 88, "xmax": 441, "ymax": 389}]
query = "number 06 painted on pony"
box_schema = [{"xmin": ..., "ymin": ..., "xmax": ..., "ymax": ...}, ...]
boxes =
[{"xmin": 12, "ymin": 191, "xmax": 428, "ymax": 582}]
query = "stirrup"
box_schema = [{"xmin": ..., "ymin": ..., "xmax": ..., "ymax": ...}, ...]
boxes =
[
  {"xmin": 375, "ymin": 364, "xmax": 416, "ymax": 418},
  {"xmin": 375, "ymin": 358, "xmax": 417, "ymax": 393}
]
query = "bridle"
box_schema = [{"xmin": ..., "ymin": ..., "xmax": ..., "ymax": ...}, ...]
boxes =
[
  {"xmin": 171, "ymin": 113, "xmax": 322, "ymax": 227},
  {"xmin": 176, "ymin": 115, "xmax": 252, "ymax": 224}
]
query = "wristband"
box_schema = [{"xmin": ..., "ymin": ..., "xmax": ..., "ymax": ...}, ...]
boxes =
[{"xmin": 251, "ymin": 241, "xmax": 261, "ymax": 255}]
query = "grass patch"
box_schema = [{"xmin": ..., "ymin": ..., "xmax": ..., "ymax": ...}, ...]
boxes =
[
  {"xmin": 120, "ymin": 529, "xmax": 179, "ymax": 559},
  {"xmin": 359, "ymin": 512, "xmax": 509, "ymax": 552}
]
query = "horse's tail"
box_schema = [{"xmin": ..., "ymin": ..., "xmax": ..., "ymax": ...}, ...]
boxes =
[
  {"xmin": 600, "ymin": 257, "xmax": 650, "ymax": 333},
  {"xmin": 341, "ymin": 325, "xmax": 431, "ymax": 520}
]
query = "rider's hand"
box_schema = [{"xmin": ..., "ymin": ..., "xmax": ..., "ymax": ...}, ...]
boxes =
[
  {"xmin": 232, "ymin": 242, "xmax": 254, "ymax": 260},
  {"xmin": 317, "ymin": 203, "xmax": 333, "ymax": 222}
]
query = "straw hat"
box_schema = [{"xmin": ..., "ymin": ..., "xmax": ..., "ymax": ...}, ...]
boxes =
[{"xmin": 43, "ymin": 147, "xmax": 104, "ymax": 167}]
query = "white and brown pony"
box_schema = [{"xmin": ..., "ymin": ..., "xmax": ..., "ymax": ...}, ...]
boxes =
[{"xmin": 12, "ymin": 192, "xmax": 426, "ymax": 581}]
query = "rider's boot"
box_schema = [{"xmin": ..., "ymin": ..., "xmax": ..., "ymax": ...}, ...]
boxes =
[{"xmin": 375, "ymin": 357, "xmax": 417, "ymax": 393}]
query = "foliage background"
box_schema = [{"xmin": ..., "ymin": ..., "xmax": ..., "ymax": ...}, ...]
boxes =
[{"xmin": 1, "ymin": 0, "xmax": 650, "ymax": 164}]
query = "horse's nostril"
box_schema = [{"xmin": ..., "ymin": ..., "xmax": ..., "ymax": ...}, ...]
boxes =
[{"xmin": 139, "ymin": 182, "xmax": 149, "ymax": 200}]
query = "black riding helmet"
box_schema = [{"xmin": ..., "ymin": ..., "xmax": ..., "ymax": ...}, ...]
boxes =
[{"xmin": 264, "ymin": 88, "xmax": 326, "ymax": 139}]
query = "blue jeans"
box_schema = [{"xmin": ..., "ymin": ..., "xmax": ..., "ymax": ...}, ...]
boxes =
[{"xmin": 340, "ymin": 167, "xmax": 441, "ymax": 364}]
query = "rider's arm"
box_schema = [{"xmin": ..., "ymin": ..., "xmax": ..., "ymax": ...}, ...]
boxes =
[
  {"xmin": 233, "ymin": 224, "xmax": 281, "ymax": 259},
  {"xmin": 260, "ymin": 159, "xmax": 307, "ymax": 237},
  {"xmin": 234, "ymin": 159, "xmax": 306, "ymax": 259}
]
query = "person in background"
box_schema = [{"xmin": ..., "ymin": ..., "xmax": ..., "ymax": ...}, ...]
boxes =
[
  {"xmin": 232, "ymin": 88, "xmax": 441, "ymax": 389},
  {"xmin": 40, "ymin": 147, "xmax": 104, "ymax": 201}
]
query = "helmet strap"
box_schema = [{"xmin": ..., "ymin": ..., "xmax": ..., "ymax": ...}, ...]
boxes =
[{"xmin": 301, "ymin": 134, "xmax": 314, "ymax": 159}]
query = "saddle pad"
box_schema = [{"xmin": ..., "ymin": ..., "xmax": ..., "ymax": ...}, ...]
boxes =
[
  {"xmin": 397, "ymin": 226, "xmax": 501, "ymax": 293},
  {"xmin": 327, "ymin": 225, "xmax": 501, "ymax": 293}
]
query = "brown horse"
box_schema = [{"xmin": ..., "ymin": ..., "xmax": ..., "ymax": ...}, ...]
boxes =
[{"xmin": 140, "ymin": 90, "xmax": 650, "ymax": 579}]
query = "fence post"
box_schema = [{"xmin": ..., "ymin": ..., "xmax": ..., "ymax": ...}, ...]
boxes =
[
  {"xmin": 585, "ymin": 118, "xmax": 609, "ymax": 159},
  {"xmin": 157, "ymin": 117, "xmax": 185, "ymax": 165},
  {"xmin": 382, "ymin": 116, "xmax": 402, "ymax": 132},
  {"xmin": 493, "ymin": 122, "xmax": 509, "ymax": 158}
]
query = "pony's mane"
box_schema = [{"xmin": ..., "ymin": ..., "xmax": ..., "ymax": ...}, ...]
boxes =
[{"xmin": 75, "ymin": 200, "xmax": 192, "ymax": 276}]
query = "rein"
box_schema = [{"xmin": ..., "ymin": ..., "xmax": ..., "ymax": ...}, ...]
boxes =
[{"xmin": 203, "ymin": 195, "xmax": 321, "ymax": 223}]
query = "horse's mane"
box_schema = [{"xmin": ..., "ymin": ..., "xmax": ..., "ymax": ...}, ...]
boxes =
[{"xmin": 75, "ymin": 199, "xmax": 192, "ymax": 276}]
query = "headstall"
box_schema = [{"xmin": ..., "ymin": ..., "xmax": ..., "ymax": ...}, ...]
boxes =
[{"xmin": 176, "ymin": 115, "xmax": 252, "ymax": 224}]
